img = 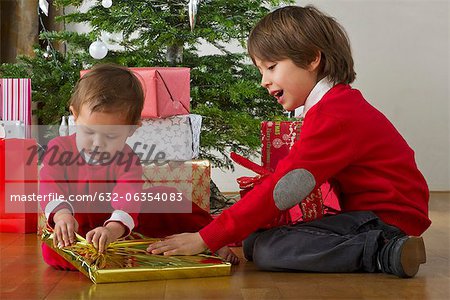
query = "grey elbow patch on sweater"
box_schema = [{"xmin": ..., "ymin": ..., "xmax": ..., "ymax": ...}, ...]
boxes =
[{"xmin": 273, "ymin": 169, "xmax": 316, "ymax": 210}]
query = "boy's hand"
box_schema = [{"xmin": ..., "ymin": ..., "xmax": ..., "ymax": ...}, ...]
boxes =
[
  {"xmin": 86, "ymin": 222, "xmax": 126, "ymax": 254},
  {"xmin": 53, "ymin": 209, "xmax": 78, "ymax": 248},
  {"xmin": 146, "ymin": 232, "xmax": 207, "ymax": 256},
  {"xmin": 216, "ymin": 246, "xmax": 240, "ymax": 265}
]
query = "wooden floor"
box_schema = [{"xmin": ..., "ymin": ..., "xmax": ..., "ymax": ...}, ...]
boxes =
[{"xmin": 1, "ymin": 192, "xmax": 449, "ymax": 299}]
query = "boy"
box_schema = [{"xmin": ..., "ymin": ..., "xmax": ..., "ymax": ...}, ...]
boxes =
[
  {"xmin": 41, "ymin": 64, "xmax": 238, "ymax": 269},
  {"xmin": 40, "ymin": 64, "xmax": 145, "ymax": 269},
  {"xmin": 147, "ymin": 6, "xmax": 430, "ymax": 278}
]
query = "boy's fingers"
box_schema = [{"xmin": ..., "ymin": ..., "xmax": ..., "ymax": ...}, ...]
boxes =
[
  {"xmin": 163, "ymin": 249, "xmax": 178, "ymax": 256},
  {"xmin": 152, "ymin": 246, "xmax": 174, "ymax": 254},
  {"xmin": 60, "ymin": 226, "xmax": 70, "ymax": 247},
  {"xmin": 56, "ymin": 231, "xmax": 64, "ymax": 248},
  {"xmin": 86, "ymin": 230, "xmax": 94, "ymax": 243},
  {"xmin": 67, "ymin": 224, "xmax": 76, "ymax": 244},
  {"xmin": 150, "ymin": 249, "xmax": 163, "ymax": 255},
  {"xmin": 92, "ymin": 231, "xmax": 102, "ymax": 250},
  {"xmin": 230, "ymin": 255, "xmax": 240, "ymax": 265},
  {"xmin": 151, "ymin": 245, "xmax": 174, "ymax": 255},
  {"xmin": 147, "ymin": 241, "xmax": 164, "ymax": 252},
  {"xmin": 98, "ymin": 234, "xmax": 107, "ymax": 253},
  {"xmin": 53, "ymin": 227, "xmax": 60, "ymax": 247}
]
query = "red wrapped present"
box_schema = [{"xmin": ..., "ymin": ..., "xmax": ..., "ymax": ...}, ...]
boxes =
[
  {"xmin": 261, "ymin": 120, "xmax": 341, "ymax": 213},
  {"xmin": 231, "ymin": 150, "xmax": 340, "ymax": 225},
  {"xmin": 261, "ymin": 120, "xmax": 302, "ymax": 172},
  {"xmin": 0, "ymin": 138, "xmax": 38, "ymax": 233},
  {"xmin": 81, "ymin": 67, "xmax": 190, "ymax": 118}
]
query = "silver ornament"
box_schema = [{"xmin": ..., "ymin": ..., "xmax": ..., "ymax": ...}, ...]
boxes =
[{"xmin": 188, "ymin": 0, "xmax": 200, "ymax": 31}]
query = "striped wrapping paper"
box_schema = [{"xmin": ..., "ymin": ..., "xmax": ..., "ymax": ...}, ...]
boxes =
[{"xmin": 0, "ymin": 79, "xmax": 32, "ymax": 138}]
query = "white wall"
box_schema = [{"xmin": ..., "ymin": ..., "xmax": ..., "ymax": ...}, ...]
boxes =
[{"xmin": 214, "ymin": 0, "xmax": 450, "ymax": 192}]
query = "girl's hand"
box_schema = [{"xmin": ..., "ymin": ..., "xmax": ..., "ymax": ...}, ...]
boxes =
[
  {"xmin": 86, "ymin": 222, "xmax": 125, "ymax": 254},
  {"xmin": 146, "ymin": 232, "xmax": 207, "ymax": 256},
  {"xmin": 53, "ymin": 209, "xmax": 78, "ymax": 248}
]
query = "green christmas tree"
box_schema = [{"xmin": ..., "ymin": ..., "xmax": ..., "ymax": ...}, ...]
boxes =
[{"xmin": 1, "ymin": 0, "xmax": 292, "ymax": 206}]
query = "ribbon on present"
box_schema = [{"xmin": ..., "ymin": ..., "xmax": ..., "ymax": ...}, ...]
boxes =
[
  {"xmin": 231, "ymin": 152, "xmax": 269, "ymax": 190},
  {"xmin": 0, "ymin": 78, "xmax": 32, "ymax": 138},
  {"xmin": 231, "ymin": 151, "xmax": 326, "ymax": 224}
]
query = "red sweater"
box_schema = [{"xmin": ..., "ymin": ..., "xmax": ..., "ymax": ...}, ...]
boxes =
[
  {"xmin": 40, "ymin": 134, "xmax": 143, "ymax": 236},
  {"xmin": 200, "ymin": 84, "xmax": 431, "ymax": 252},
  {"xmin": 40, "ymin": 134, "xmax": 214, "ymax": 238}
]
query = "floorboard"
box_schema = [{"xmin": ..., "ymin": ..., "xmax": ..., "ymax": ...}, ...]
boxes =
[{"xmin": 1, "ymin": 192, "xmax": 449, "ymax": 299}]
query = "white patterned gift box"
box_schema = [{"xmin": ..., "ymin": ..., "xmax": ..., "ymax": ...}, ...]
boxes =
[
  {"xmin": 59, "ymin": 114, "xmax": 201, "ymax": 162},
  {"xmin": 126, "ymin": 114, "xmax": 201, "ymax": 162}
]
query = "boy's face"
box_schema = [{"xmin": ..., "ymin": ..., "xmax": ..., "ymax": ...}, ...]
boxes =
[
  {"xmin": 255, "ymin": 56, "xmax": 320, "ymax": 112},
  {"xmin": 70, "ymin": 104, "xmax": 136, "ymax": 161}
]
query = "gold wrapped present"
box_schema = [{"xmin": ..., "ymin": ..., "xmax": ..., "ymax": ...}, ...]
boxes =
[
  {"xmin": 142, "ymin": 160, "xmax": 211, "ymax": 212},
  {"xmin": 41, "ymin": 230, "xmax": 230, "ymax": 284}
]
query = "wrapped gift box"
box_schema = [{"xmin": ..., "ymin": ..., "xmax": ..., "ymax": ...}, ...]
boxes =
[
  {"xmin": 80, "ymin": 67, "xmax": 190, "ymax": 118},
  {"xmin": 126, "ymin": 114, "xmax": 201, "ymax": 162},
  {"xmin": 41, "ymin": 230, "xmax": 230, "ymax": 284},
  {"xmin": 261, "ymin": 120, "xmax": 302, "ymax": 172},
  {"xmin": 142, "ymin": 160, "xmax": 210, "ymax": 213},
  {"xmin": 231, "ymin": 152, "xmax": 326, "ymax": 224},
  {"xmin": 260, "ymin": 119, "xmax": 340, "ymax": 214},
  {"xmin": 0, "ymin": 138, "xmax": 38, "ymax": 233},
  {"xmin": 0, "ymin": 78, "xmax": 32, "ymax": 138}
]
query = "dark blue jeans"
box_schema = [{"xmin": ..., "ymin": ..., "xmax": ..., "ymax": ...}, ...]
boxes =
[{"xmin": 243, "ymin": 211, "xmax": 404, "ymax": 273}]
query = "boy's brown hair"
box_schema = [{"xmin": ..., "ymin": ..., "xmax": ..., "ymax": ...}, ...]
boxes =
[
  {"xmin": 70, "ymin": 64, "xmax": 144, "ymax": 124},
  {"xmin": 248, "ymin": 5, "xmax": 356, "ymax": 85}
]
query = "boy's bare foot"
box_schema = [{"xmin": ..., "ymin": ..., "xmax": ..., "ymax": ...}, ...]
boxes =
[{"xmin": 216, "ymin": 246, "xmax": 240, "ymax": 265}]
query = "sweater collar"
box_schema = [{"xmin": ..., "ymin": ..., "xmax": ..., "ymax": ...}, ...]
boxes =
[{"xmin": 295, "ymin": 77, "xmax": 334, "ymax": 118}]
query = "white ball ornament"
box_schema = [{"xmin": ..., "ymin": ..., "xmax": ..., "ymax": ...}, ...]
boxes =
[
  {"xmin": 102, "ymin": 0, "xmax": 112, "ymax": 8},
  {"xmin": 89, "ymin": 41, "xmax": 108, "ymax": 59}
]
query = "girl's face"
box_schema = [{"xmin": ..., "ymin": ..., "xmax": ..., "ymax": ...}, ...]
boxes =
[
  {"xmin": 255, "ymin": 56, "xmax": 320, "ymax": 112},
  {"xmin": 71, "ymin": 104, "xmax": 136, "ymax": 162}
]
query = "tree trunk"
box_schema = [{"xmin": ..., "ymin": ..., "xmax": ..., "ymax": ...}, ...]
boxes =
[
  {"xmin": 0, "ymin": 0, "xmax": 39, "ymax": 63},
  {"xmin": 166, "ymin": 43, "xmax": 183, "ymax": 65}
]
